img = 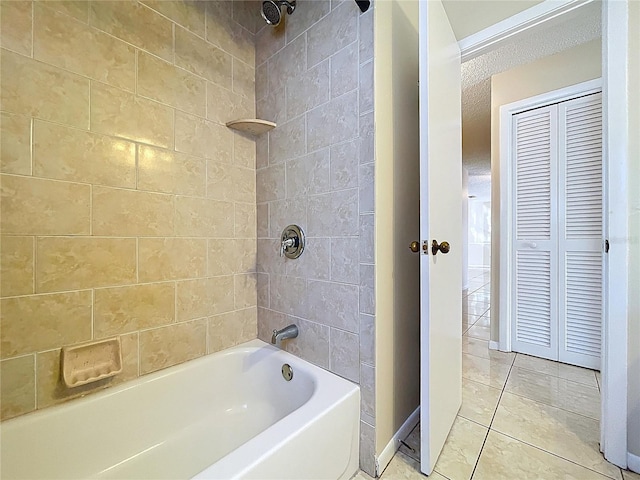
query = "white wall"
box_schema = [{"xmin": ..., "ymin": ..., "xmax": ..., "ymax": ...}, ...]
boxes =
[
  {"xmin": 490, "ymin": 39, "xmax": 602, "ymax": 342},
  {"xmin": 468, "ymin": 199, "xmax": 491, "ymax": 268},
  {"xmin": 462, "ymin": 168, "xmax": 469, "ymax": 289},
  {"xmin": 374, "ymin": 0, "xmax": 421, "ymax": 464}
]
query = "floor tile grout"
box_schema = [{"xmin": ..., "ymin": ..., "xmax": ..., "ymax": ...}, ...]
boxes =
[
  {"xmin": 508, "ymin": 364, "xmax": 601, "ymax": 389},
  {"xmin": 373, "ymin": 267, "xmax": 622, "ymax": 480},
  {"xmin": 461, "ymin": 349, "xmax": 513, "ymax": 366},
  {"xmin": 508, "ymin": 362, "xmax": 600, "ymax": 388},
  {"xmin": 497, "ymin": 385, "xmax": 602, "ymax": 422},
  {"xmin": 484, "ymin": 429, "xmax": 622, "ymax": 480},
  {"xmin": 468, "ymin": 346, "xmax": 516, "ymax": 479},
  {"xmin": 465, "ymin": 285, "xmax": 610, "ymax": 479},
  {"xmin": 460, "ymin": 376, "xmax": 503, "ymax": 392}
]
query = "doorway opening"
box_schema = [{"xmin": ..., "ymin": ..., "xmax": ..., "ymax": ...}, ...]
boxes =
[
  {"xmin": 386, "ymin": 2, "xmax": 629, "ymax": 479},
  {"xmin": 375, "ymin": 1, "xmax": 632, "ymax": 478}
]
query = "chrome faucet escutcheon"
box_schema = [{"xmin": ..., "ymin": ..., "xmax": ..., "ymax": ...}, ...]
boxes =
[
  {"xmin": 271, "ymin": 324, "xmax": 299, "ymax": 345},
  {"xmin": 280, "ymin": 225, "xmax": 305, "ymax": 259}
]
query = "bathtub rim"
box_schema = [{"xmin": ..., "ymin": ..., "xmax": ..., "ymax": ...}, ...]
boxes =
[
  {"xmin": 0, "ymin": 339, "xmax": 355, "ymax": 429},
  {"xmin": 192, "ymin": 341, "xmax": 361, "ymax": 479}
]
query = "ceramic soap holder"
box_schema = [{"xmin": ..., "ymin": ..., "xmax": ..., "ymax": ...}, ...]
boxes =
[{"xmin": 61, "ymin": 337, "xmax": 123, "ymax": 388}]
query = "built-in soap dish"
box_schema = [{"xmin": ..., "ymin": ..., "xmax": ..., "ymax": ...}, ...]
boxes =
[{"xmin": 61, "ymin": 337, "xmax": 123, "ymax": 388}]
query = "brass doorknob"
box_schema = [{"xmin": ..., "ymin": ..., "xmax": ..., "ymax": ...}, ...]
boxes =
[
  {"xmin": 409, "ymin": 241, "xmax": 420, "ymax": 253},
  {"xmin": 432, "ymin": 240, "xmax": 451, "ymax": 255}
]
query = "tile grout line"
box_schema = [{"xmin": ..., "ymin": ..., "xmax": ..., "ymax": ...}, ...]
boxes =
[
  {"xmin": 469, "ymin": 339, "xmax": 612, "ymax": 479},
  {"xmin": 468, "ymin": 345, "xmax": 516, "ymax": 479},
  {"xmin": 30, "ymin": 1, "xmax": 34, "ymax": 58},
  {"xmin": 499, "ymin": 388, "xmax": 601, "ymax": 422},
  {"xmin": 29, "ymin": 115, "xmax": 34, "ymax": 176},
  {"xmin": 508, "ymin": 362, "xmax": 600, "ymax": 388},
  {"xmin": 491, "ymin": 429, "xmax": 623, "ymax": 480},
  {"xmin": 385, "ymin": 280, "xmax": 492, "ymax": 476},
  {"xmin": 90, "ymin": 288, "xmax": 94, "ymax": 340},
  {"xmin": 462, "ymin": 349, "xmax": 513, "ymax": 367},
  {"xmin": 33, "ymin": 351, "xmax": 38, "ymax": 411}
]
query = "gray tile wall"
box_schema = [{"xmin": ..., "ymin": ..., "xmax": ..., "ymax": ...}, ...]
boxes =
[{"xmin": 254, "ymin": 0, "xmax": 376, "ymax": 474}]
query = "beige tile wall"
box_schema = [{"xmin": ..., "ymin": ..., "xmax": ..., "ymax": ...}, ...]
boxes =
[
  {"xmin": 0, "ymin": 0, "xmax": 258, "ymax": 421},
  {"xmin": 253, "ymin": 0, "xmax": 376, "ymax": 474}
]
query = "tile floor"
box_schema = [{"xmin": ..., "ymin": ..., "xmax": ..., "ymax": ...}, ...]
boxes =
[{"xmin": 353, "ymin": 268, "xmax": 639, "ymax": 480}]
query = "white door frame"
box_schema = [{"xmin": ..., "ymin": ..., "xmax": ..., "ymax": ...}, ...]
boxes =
[
  {"xmin": 458, "ymin": 0, "xmax": 595, "ymax": 62},
  {"xmin": 497, "ymin": 78, "xmax": 603, "ymax": 354},
  {"xmin": 458, "ymin": 0, "xmax": 630, "ymax": 468},
  {"xmin": 599, "ymin": 0, "xmax": 629, "ymax": 468}
]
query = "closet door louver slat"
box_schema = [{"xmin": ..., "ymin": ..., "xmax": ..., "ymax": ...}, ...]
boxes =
[
  {"xmin": 564, "ymin": 97, "xmax": 603, "ymax": 240},
  {"xmin": 515, "ymin": 110, "xmax": 552, "ymax": 241},
  {"xmin": 515, "ymin": 251, "xmax": 553, "ymax": 347},
  {"xmin": 565, "ymin": 252, "xmax": 602, "ymax": 358}
]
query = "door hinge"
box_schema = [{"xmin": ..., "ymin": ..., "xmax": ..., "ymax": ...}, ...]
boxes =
[{"xmin": 605, "ymin": 239, "xmax": 610, "ymax": 253}]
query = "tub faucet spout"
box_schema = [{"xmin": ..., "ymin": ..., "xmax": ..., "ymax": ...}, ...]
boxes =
[{"xmin": 271, "ymin": 324, "xmax": 299, "ymax": 345}]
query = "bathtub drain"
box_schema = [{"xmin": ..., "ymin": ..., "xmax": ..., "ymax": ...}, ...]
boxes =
[{"xmin": 282, "ymin": 364, "xmax": 293, "ymax": 381}]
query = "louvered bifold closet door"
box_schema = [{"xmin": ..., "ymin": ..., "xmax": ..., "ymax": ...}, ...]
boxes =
[
  {"xmin": 558, "ymin": 93, "xmax": 603, "ymax": 369},
  {"xmin": 511, "ymin": 106, "xmax": 559, "ymax": 361}
]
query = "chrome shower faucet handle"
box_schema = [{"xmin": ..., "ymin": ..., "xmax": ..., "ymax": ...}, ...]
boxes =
[{"xmin": 280, "ymin": 237, "xmax": 295, "ymax": 257}]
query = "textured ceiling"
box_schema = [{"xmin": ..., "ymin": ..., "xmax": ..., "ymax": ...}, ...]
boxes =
[
  {"xmin": 442, "ymin": 0, "xmax": 544, "ymax": 40},
  {"xmin": 458, "ymin": 0, "xmax": 602, "ymax": 199}
]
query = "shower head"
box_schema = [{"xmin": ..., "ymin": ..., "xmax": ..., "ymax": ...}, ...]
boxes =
[
  {"xmin": 261, "ymin": 1, "xmax": 281, "ymax": 25},
  {"xmin": 261, "ymin": 0, "xmax": 296, "ymax": 27}
]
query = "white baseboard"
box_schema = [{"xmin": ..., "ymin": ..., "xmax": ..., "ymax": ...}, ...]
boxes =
[
  {"xmin": 376, "ymin": 407, "xmax": 420, "ymax": 476},
  {"xmin": 488, "ymin": 340, "xmax": 500, "ymax": 351},
  {"xmin": 628, "ymin": 452, "xmax": 640, "ymax": 473}
]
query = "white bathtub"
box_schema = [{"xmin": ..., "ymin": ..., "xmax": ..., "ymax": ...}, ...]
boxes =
[{"xmin": 0, "ymin": 339, "xmax": 360, "ymax": 479}]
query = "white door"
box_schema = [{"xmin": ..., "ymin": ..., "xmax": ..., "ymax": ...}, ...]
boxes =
[
  {"xmin": 557, "ymin": 93, "xmax": 603, "ymax": 369},
  {"xmin": 512, "ymin": 105, "xmax": 560, "ymax": 360},
  {"xmin": 418, "ymin": 0, "xmax": 462, "ymax": 474}
]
